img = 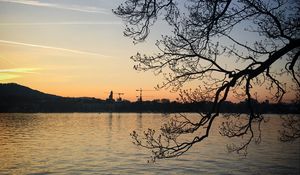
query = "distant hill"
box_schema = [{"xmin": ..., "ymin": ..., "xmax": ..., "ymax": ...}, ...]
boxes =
[
  {"xmin": 0, "ymin": 83, "xmax": 104, "ymax": 112},
  {"xmin": 0, "ymin": 83, "xmax": 61, "ymax": 99}
]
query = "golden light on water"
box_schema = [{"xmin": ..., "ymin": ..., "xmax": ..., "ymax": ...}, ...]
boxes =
[{"xmin": 0, "ymin": 113, "xmax": 299, "ymax": 174}]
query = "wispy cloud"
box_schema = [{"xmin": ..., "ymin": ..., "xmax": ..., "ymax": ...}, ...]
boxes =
[
  {"xmin": 0, "ymin": 68, "xmax": 40, "ymax": 73},
  {"xmin": 0, "ymin": 0, "xmax": 109, "ymax": 14},
  {"xmin": 0, "ymin": 39, "xmax": 111, "ymax": 57},
  {"xmin": 0, "ymin": 68, "xmax": 40, "ymax": 81},
  {"xmin": 0, "ymin": 73, "xmax": 20, "ymax": 81},
  {"xmin": 0, "ymin": 21, "xmax": 121, "ymax": 26}
]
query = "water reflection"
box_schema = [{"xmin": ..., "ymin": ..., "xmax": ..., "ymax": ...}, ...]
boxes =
[
  {"xmin": 0, "ymin": 113, "xmax": 299, "ymax": 175},
  {"xmin": 108, "ymin": 112, "xmax": 113, "ymax": 131},
  {"xmin": 136, "ymin": 113, "xmax": 143, "ymax": 130}
]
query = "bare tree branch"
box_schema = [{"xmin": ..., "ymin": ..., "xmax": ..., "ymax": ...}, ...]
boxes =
[{"xmin": 114, "ymin": 0, "xmax": 300, "ymax": 161}]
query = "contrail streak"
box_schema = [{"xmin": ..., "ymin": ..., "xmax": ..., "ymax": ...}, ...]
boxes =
[
  {"xmin": 0, "ymin": 21, "xmax": 121, "ymax": 26},
  {"xmin": 0, "ymin": 68, "xmax": 40, "ymax": 73},
  {"xmin": 0, "ymin": 40, "xmax": 111, "ymax": 57},
  {"xmin": 0, "ymin": 0, "xmax": 109, "ymax": 14}
]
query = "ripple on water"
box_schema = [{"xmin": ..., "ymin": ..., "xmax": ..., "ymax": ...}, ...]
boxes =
[{"xmin": 0, "ymin": 113, "xmax": 299, "ymax": 174}]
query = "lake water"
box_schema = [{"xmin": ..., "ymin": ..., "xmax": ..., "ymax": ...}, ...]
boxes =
[{"xmin": 0, "ymin": 113, "xmax": 299, "ymax": 174}]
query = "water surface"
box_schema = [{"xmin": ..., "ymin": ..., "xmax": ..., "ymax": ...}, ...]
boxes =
[{"xmin": 0, "ymin": 113, "xmax": 299, "ymax": 174}]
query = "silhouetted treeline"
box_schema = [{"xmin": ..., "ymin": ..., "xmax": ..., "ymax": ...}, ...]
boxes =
[{"xmin": 0, "ymin": 83, "xmax": 298, "ymax": 113}]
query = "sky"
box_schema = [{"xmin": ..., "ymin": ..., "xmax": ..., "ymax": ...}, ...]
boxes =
[
  {"xmin": 0, "ymin": 0, "xmax": 178, "ymax": 101},
  {"xmin": 0, "ymin": 0, "xmax": 297, "ymax": 102}
]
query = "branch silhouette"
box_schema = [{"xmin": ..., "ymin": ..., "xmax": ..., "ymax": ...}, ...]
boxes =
[{"xmin": 114, "ymin": 0, "xmax": 300, "ymax": 162}]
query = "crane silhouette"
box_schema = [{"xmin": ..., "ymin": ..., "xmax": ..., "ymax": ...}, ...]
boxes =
[
  {"xmin": 116, "ymin": 92, "xmax": 124, "ymax": 101},
  {"xmin": 136, "ymin": 88, "xmax": 156, "ymax": 102}
]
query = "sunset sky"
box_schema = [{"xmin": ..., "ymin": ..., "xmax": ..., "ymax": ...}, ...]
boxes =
[
  {"xmin": 0, "ymin": 0, "xmax": 296, "ymax": 102},
  {"xmin": 0, "ymin": 0, "xmax": 178, "ymax": 101}
]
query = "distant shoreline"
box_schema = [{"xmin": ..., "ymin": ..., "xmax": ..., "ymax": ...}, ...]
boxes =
[
  {"xmin": 1, "ymin": 112, "xmax": 298, "ymax": 115},
  {"xmin": 1, "ymin": 83, "xmax": 299, "ymax": 114}
]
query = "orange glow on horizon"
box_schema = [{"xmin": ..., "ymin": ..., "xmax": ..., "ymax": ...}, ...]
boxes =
[{"xmin": 0, "ymin": 1, "xmax": 297, "ymax": 104}]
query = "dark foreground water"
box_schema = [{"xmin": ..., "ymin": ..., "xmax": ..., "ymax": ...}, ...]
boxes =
[{"xmin": 0, "ymin": 113, "xmax": 299, "ymax": 174}]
